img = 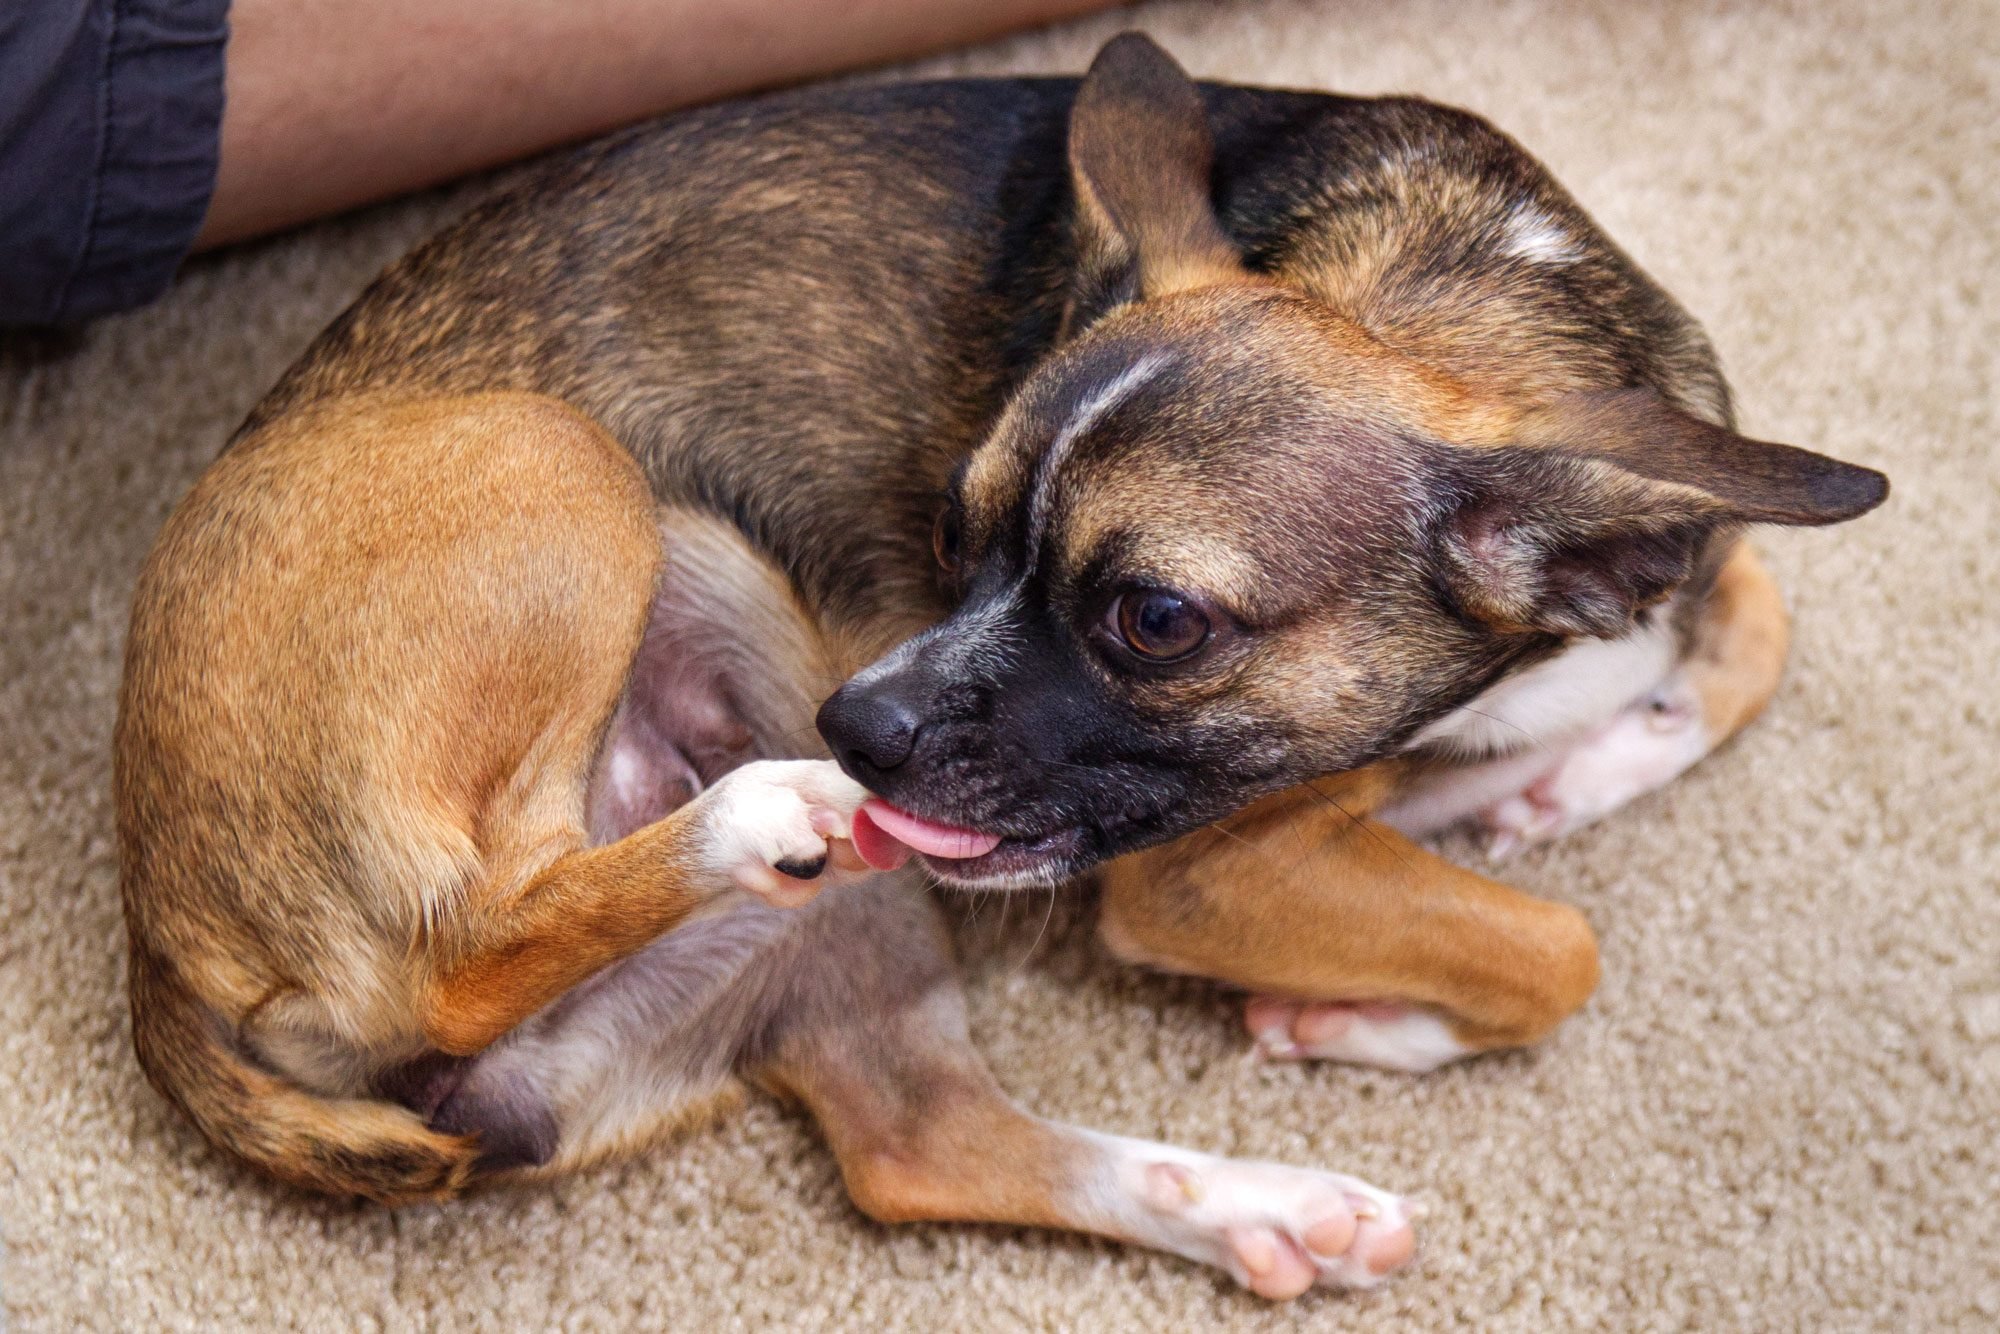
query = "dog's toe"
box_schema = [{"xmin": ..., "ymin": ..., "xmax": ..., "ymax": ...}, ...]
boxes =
[
  {"xmin": 1136, "ymin": 1154, "xmax": 1416, "ymax": 1295},
  {"xmin": 1478, "ymin": 681, "xmax": 1712, "ymax": 856},
  {"xmin": 1246, "ymin": 998, "xmax": 1469, "ymax": 1072}
]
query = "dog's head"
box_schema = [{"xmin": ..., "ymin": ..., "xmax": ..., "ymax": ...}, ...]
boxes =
[{"xmin": 817, "ymin": 34, "xmax": 1888, "ymax": 887}]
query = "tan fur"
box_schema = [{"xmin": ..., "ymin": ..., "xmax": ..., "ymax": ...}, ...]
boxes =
[
  {"xmin": 762, "ymin": 991, "xmax": 1095, "ymax": 1233},
  {"xmin": 1682, "ymin": 541, "xmax": 1790, "ymax": 740},
  {"xmin": 1098, "ymin": 772, "xmax": 1603, "ymax": 1052},
  {"xmin": 117, "ymin": 392, "xmax": 844, "ymax": 1201}
]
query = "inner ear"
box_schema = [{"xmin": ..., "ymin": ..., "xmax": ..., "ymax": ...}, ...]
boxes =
[
  {"xmin": 1064, "ymin": 33, "xmax": 1246, "ymax": 332},
  {"xmin": 1436, "ymin": 386, "xmax": 1889, "ymax": 639},
  {"xmin": 1438, "ymin": 451, "xmax": 1729, "ymax": 640}
]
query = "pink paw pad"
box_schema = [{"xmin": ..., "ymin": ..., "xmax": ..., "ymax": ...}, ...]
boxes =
[{"xmin": 1139, "ymin": 1157, "xmax": 1417, "ymax": 1295}]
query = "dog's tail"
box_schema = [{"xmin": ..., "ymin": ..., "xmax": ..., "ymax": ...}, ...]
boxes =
[{"xmin": 128, "ymin": 939, "xmax": 479, "ymax": 1206}]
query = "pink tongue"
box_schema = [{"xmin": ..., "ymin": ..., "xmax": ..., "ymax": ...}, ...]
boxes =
[
  {"xmin": 849, "ymin": 808, "xmax": 911, "ymax": 871},
  {"xmin": 853, "ymin": 799, "xmax": 1003, "ymax": 868}
]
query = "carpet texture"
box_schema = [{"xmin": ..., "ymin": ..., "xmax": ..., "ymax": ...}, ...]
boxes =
[{"xmin": 3, "ymin": 0, "xmax": 1995, "ymax": 1328}]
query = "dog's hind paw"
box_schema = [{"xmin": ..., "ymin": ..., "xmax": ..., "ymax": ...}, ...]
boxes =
[
  {"xmin": 1112, "ymin": 1145, "xmax": 1416, "ymax": 1297},
  {"xmin": 1246, "ymin": 998, "xmax": 1470, "ymax": 1073},
  {"xmin": 1478, "ymin": 680, "xmax": 1711, "ymax": 859}
]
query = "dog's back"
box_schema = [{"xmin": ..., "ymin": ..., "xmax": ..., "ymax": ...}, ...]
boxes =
[{"xmin": 243, "ymin": 76, "xmax": 1727, "ymax": 633}]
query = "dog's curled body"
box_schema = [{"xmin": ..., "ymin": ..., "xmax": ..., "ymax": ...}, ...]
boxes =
[{"xmin": 118, "ymin": 37, "xmax": 1883, "ymax": 1298}]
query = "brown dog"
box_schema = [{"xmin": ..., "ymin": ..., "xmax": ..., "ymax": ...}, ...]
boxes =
[{"xmin": 117, "ymin": 35, "xmax": 1885, "ymax": 1299}]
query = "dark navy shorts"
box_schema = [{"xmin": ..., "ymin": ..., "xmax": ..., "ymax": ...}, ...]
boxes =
[{"xmin": 2, "ymin": 0, "xmax": 230, "ymax": 326}]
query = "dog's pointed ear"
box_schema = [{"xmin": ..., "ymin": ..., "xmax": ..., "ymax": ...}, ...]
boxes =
[
  {"xmin": 1437, "ymin": 389, "xmax": 1889, "ymax": 639},
  {"xmin": 1063, "ymin": 33, "xmax": 1247, "ymax": 334}
]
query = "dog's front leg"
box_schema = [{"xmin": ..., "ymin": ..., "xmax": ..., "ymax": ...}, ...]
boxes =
[
  {"xmin": 1096, "ymin": 783, "xmax": 1601, "ymax": 1073},
  {"xmin": 751, "ymin": 883, "xmax": 1416, "ymax": 1300},
  {"xmin": 422, "ymin": 760, "xmax": 867, "ymax": 1056}
]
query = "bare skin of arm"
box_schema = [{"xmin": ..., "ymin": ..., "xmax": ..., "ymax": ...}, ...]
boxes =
[{"xmin": 199, "ymin": 0, "xmax": 1120, "ymax": 247}]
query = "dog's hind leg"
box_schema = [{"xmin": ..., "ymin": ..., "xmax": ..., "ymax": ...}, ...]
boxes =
[
  {"xmin": 389, "ymin": 499, "xmax": 869, "ymax": 1176},
  {"xmin": 748, "ymin": 877, "xmax": 1416, "ymax": 1300}
]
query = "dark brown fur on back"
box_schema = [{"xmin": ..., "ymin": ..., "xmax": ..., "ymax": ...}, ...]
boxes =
[{"xmin": 247, "ymin": 73, "xmax": 1731, "ymax": 644}]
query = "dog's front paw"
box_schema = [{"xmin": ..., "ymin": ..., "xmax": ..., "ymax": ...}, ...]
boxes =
[
  {"xmin": 1130, "ymin": 1152, "xmax": 1416, "ymax": 1298},
  {"xmin": 1245, "ymin": 998, "xmax": 1470, "ymax": 1072},
  {"xmin": 1479, "ymin": 680, "xmax": 1712, "ymax": 859},
  {"xmin": 697, "ymin": 760, "xmax": 871, "ymax": 906}
]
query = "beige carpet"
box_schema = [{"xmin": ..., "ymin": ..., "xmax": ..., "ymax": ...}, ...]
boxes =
[{"xmin": 4, "ymin": 0, "xmax": 1996, "ymax": 1328}]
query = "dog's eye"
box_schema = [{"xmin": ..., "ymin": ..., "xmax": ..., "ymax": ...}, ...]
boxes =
[
  {"xmin": 932, "ymin": 502, "xmax": 962, "ymax": 576},
  {"xmin": 1110, "ymin": 587, "xmax": 1210, "ymax": 662}
]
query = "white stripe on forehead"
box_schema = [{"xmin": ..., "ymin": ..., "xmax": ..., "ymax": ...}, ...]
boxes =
[{"xmin": 1025, "ymin": 352, "xmax": 1169, "ymax": 571}]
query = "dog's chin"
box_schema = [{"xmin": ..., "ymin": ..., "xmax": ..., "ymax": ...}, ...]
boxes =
[{"xmin": 918, "ymin": 825, "xmax": 1092, "ymax": 890}]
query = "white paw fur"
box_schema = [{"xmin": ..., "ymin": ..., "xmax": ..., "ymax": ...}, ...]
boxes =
[
  {"xmin": 1481, "ymin": 682, "xmax": 1711, "ymax": 858},
  {"xmin": 696, "ymin": 760, "xmax": 869, "ymax": 904},
  {"xmin": 1249, "ymin": 1001, "xmax": 1472, "ymax": 1073},
  {"xmin": 1083, "ymin": 1132, "xmax": 1417, "ymax": 1297}
]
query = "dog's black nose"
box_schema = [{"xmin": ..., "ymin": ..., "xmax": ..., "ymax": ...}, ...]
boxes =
[{"xmin": 817, "ymin": 683, "xmax": 922, "ymax": 777}]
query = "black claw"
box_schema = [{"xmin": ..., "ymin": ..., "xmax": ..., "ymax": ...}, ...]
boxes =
[{"xmin": 773, "ymin": 854, "xmax": 828, "ymax": 881}]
